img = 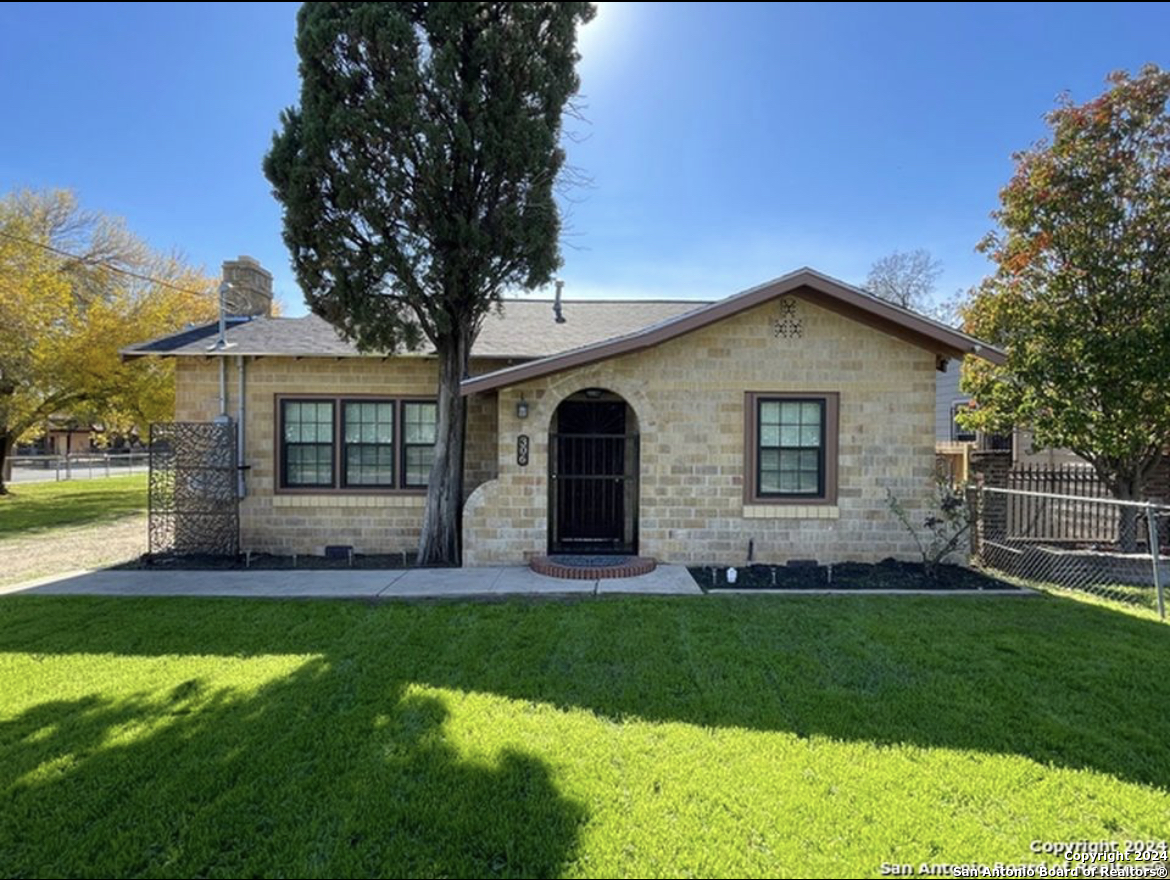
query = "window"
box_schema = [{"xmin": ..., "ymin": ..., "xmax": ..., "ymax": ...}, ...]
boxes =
[
  {"xmin": 758, "ymin": 399, "xmax": 823, "ymax": 496},
  {"xmin": 277, "ymin": 396, "xmax": 435, "ymax": 492},
  {"xmin": 951, "ymin": 402, "xmax": 976, "ymax": 443},
  {"xmin": 343, "ymin": 401, "xmax": 395, "ymax": 486},
  {"xmin": 402, "ymin": 401, "xmax": 438, "ymax": 487},
  {"xmin": 744, "ymin": 392, "xmax": 838, "ymax": 505},
  {"xmin": 281, "ymin": 400, "xmax": 335, "ymax": 487}
]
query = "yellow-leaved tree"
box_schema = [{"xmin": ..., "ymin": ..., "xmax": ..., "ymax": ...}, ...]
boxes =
[{"xmin": 0, "ymin": 190, "xmax": 218, "ymax": 492}]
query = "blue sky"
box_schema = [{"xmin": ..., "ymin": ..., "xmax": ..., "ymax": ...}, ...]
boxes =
[{"xmin": 2, "ymin": 2, "xmax": 1167, "ymax": 316}]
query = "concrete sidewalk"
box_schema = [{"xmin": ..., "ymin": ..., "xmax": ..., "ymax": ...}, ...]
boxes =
[{"xmin": 0, "ymin": 564, "xmax": 702, "ymax": 599}]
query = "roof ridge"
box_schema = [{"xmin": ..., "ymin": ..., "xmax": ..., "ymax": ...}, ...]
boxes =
[
  {"xmin": 497, "ymin": 297, "xmax": 715, "ymax": 304},
  {"xmin": 460, "ymin": 268, "xmax": 1005, "ymax": 395}
]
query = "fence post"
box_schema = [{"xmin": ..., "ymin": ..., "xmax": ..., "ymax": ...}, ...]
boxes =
[
  {"xmin": 1148, "ymin": 503, "xmax": 1165, "ymax": 621},
  {"xmin": 967, "ymin": 483, "xmax": 982, "ymax": 561}
]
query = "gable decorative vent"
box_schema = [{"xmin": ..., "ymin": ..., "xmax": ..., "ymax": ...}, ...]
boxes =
[{"xmin": 772, "ymin": 296, "xmax": 803, "ymax": 339}]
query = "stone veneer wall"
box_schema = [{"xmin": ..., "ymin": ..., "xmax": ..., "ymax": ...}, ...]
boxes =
[
  {"xmin": 462, "ymin": 296, "xmax": 938, "ymax": 566},
  {"xmin": 174, "ymin": 356, "xmax": 501, "ymax": 556}
]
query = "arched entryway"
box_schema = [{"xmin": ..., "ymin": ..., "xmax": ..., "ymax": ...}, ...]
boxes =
[{"xmin": 548, "ymin": 389, "xmax": 640, "ymax": 555}]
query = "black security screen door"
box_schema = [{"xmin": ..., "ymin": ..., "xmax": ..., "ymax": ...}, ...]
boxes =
[{"xmin": 549, "ymin": 400, "xmax": 639, "ymax": 554}]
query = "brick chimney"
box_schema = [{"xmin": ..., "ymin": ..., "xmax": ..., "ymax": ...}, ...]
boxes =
[{"xmin": 221, "ymin": 256, "xmax": 273, "ymax": 317}]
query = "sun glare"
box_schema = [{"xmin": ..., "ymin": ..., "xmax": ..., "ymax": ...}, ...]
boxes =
[{"xmin": 577, "ymin": 2, "xmax": 634, "ymax": 68}]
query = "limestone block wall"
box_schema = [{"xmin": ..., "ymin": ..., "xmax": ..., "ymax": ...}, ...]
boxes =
[
  {"xmin": 462, "ymin": 296, "xmax": 937, "ymax": 566},
  {"xmin": 174, "ymin": 355, "xmax": 501, "ymax": 556}
]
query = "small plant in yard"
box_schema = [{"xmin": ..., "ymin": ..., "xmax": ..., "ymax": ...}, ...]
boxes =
[{"xmin": 886, "ymin": 480, "xmax": 973, "ymax": 580}]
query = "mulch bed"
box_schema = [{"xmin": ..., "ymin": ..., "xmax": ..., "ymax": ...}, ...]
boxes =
[
  {"xmin": 114, "ymin": 551, "xmax": 449, "ymax": 571},
  {"xmin": 689, "ymin": 558, "xmax": 1018, "ymax": 591}
]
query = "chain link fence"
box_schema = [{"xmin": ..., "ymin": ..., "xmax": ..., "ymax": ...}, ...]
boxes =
[
  {"xmin": 7, "ymin": 452, "xmax": 150, "ymax": 483},
  {"xmin": 970, "ymin": 485, "xmax": 1168, "ymax": 618}
]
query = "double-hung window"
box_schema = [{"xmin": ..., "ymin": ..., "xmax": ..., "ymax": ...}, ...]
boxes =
[
  {"xmin": 402, "ymin": 401, "xmax": 438, "ymax": 488},
  {"xmin": 745, "ymin": 392, "xmax": 839, "ymax": 504},
  {"xmin": 281, "ymin": 400, "xmax": 335, "ymax": 487},
  {"xmin": 343, "ymin": 401, "xmax": 396, "ymax": 486}
]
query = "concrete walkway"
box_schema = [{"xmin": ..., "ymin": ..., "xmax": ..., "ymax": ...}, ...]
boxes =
[{"xmin": 0, "ymin": 564, "xmax": 703, "ymax": 599}]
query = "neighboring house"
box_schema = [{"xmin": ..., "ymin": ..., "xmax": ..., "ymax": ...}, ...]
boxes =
[
  {"xmin": 935, "ymin": 359, "xmax": 1084, "ymax": 468},
  {"xmin": 123, "ymin": 263, "xmax": 1002, "ymax": 566},
  {"xmin": 935, "ymin": 365, "xmax": 975, "ymax": 446},
  {"xmin": 18, "ymin": 416, "xmax": 101, "ymax": 456}
]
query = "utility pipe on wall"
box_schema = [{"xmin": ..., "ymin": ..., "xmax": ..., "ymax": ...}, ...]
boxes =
[{"xmin": 237, "ymin": 355, "xmax": 246, "ymax": 498}]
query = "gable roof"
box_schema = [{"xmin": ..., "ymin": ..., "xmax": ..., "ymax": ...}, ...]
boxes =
[
  {"xmin": 121, "ymin": 299, "xmax": 708, "ymax": 361},
  {"xmin": 460, "ymin": 268, "xmax": 1005, "ymax": 396}
]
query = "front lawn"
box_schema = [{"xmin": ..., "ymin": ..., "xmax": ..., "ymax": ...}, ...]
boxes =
[
  {"xmin": 0, "ymin": 474, "xmax": 147, "ymax": 537},
  {"xmin": 0, "ymin": 594, "xmax": 1167, "ymax": 877}
]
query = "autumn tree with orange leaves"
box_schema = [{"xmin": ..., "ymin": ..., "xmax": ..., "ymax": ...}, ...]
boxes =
[{"xmin": 961, "ymin": 65, "xmax": 1170, "ymax": 543}]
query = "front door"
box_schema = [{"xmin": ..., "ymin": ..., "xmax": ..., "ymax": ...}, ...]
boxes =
[{"xmin": 549, "ymin": 401, "xmax": 638, "ymax": 554}]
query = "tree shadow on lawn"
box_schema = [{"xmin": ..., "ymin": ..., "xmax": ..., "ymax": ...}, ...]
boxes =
[
  {"xmin": 0, "ymin": 661, "xmax": 585, "ymax": 878},
  {"xmin": 0, "ymin": 592, "xmax": 1168, "ymax": 874}
]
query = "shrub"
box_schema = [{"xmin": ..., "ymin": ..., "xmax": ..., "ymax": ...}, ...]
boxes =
[{"xmin": 886, "ymin": 480, "xmax": 972, "ymax": 580}]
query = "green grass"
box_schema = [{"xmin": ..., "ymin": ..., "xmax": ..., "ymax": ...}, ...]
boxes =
[
  {"xmin": 1, "ymin": 594, "xmax": 1168, "ymax": 878},
  {"xmin": 0, "ymin": 474, "xmax": 147, "ymax": 537}
]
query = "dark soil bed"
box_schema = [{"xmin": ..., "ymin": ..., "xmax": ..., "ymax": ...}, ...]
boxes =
[
  {"xmin": 689, "ymin": 558, "xmax": 1018, "ymax": 591},
  {"xmin": 113, "ymin": 551, "xmax": 453, "ymax": 571}
]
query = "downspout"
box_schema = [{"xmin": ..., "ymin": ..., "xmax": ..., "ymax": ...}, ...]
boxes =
[{"xmin": 236, "ymin": 355, "xmax": 246, "ymax": 498}]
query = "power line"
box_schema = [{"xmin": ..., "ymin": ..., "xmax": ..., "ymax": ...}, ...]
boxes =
[{"xmin": 0, "ymin": 228, "xmax": 217, "ymax": 300}]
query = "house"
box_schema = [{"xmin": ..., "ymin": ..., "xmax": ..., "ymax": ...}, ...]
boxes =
[
  {"xmin": 16, "ymin": 418, "xmax": 142, "ymax": 458},
  {"xmin": 123, "ymin": 259, "xmax": 1003, "ymax": 566},
  {"xmin": 935, "ymin": 359, "xmax": 1085, "ymax": 472},
  {"xmin": 23, "ymin": 416, "xmax": 102, "ymax": 456},
  {"xmin": 936, "ymin": 357, "xmax": 1170, "ymax": 506}
]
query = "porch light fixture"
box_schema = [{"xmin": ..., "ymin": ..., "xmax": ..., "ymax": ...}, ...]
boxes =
[{"xmin": 516, "ymin": 395, "xmax": 529, "ymax": 419}]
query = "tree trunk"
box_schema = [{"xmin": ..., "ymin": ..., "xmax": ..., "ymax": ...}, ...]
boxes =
[
  {"xmin": 1111, "ymin": 473, "xmax": 1142, "ymax": 553},
  {"xmin": 417, "ymin": 329, "xmax": 470, "ymax": 566},
  {"xmin": 0, "ymin": 431, "xmax": 11, "ymax": 495}
]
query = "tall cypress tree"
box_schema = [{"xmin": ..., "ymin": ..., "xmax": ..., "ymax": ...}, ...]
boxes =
[{"xmin": 265, "ymin": 2, "xmax": 594, "ymax": 563}]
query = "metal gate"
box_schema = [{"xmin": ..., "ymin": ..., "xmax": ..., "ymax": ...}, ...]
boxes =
[
  {"xmin": 549, "ymin": 402, "xmax": 639, "ymax": 555},
  {"xmin": 148, "ymin": 421, "xmax": 239, "ymax": 557}
]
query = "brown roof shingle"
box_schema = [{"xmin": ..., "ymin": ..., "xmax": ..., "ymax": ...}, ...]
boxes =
[
  {"xmin": 122, "ymin": 298, "xmax": 709, "ymax": 360},
  {"xmin": 121, "ymin": 268, "xmax": 1005, "ymax": 381}
]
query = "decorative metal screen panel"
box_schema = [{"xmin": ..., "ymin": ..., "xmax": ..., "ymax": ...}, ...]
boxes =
[{"xmin": 149, "ymin": 421, "xmax": 239, "ymax": 557}]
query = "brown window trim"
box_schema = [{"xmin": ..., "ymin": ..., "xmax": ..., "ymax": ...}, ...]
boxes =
[
  {"xmin": 274, "ymin": 393, "xmax": 435, "ymax": 495},
  {"xmin": 400, "ymin": 400, "xmax": 439, "ymax": 490},
  {"xmin": 743, "ymin": 391, "xmax": 839, "ymax": 506}
]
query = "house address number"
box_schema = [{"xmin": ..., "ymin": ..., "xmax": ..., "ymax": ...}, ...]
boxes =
[{"xmin": 517, "ymin": 434, "xmax": 530, "ymax": 466}]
